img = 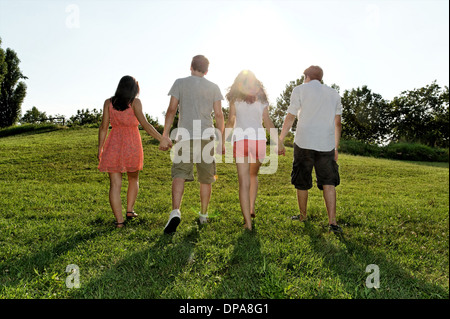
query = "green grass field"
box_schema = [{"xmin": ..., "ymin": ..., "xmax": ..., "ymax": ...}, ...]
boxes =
[{"xmin": 0, "ymin": 128, "xmax": 448, "ymax": 299}]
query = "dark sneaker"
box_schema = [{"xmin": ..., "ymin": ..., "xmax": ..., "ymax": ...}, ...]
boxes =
[
  {"xmin": 164, "ymin": 209, "xmax": 181, "ymax": 234},
  {"xmin": 328, "ymin": 224, "xmax": 343, "ymax": 233}
]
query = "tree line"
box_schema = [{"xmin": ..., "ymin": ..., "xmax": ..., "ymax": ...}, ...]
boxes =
[
  {"xmin": 1, "ymin": 39, "xmax": 448, "ymax": 148},
  {"xmin": 270, "ymin": 76, "xmax": 449, "ymax": 148}
]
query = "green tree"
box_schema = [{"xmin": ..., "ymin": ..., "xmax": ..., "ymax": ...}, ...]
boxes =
[
  {"xmin": 0, "ymin": 38, "xmax": 28, "ymax": 128},
  {"xmin": 270, "ymin": 77, "xmax": 338, "ymax": 131},
  {"xmin": 144, "ymin": 113, "xmax": 164, "ymax": 134},
  {"xmin": 20, "ymin": 106, "xmax": 48, "ymax": 124},
  {"xmin": 68, "ymin": 108, "xmax": 102, "ymax": 126},
  {"xmin": 341, "ymin": 86, "xmax": 392, "ymax": 144},
  {"xmin": 270, "ymin": 76, "xmax": 304, "ymax": 130},
  {"xmin": 391, "ymin": 81, "xmax": 449, "ymax": 147}
]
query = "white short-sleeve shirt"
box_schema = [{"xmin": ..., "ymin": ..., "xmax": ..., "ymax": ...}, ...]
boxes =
[
  {"xmin": 232, "ymin": 100, "xmax": 268, "ymax": 142},
  {"xmin": 287, "ymin": 80, "xmax": 342, "ymax": 152}
]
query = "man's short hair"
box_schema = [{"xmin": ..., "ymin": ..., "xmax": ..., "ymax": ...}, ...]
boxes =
[
  {"xmin": 304, "ymin": 65, "xmax": 323, "ymax": 81},
  {"xmin": 191, "ymin": 55, "xmax": 209, "ymax": 74}
]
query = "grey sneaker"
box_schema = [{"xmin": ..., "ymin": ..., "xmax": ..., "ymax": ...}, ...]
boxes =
[
  {"xmin": 164, "ymin": 209, "xmax": 181, "ymax": 234},
  {"xmin": 199, "ymin": 213, "xmax": 208, "ymax": 225}
]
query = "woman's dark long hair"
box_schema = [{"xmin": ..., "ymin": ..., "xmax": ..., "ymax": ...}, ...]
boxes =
[{"xmin": 111, "ymin": 76, "xmax": 140, "ymax": 111}]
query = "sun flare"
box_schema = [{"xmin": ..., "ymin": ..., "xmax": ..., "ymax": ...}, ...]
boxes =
[{"xmin": 199, "ymin": 1, "xmax": 304, "ymax": 104}]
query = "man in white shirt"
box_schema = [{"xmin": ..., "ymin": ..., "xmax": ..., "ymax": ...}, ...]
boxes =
[{"xmin": 278, "ymin": 65, "xmax": 343, "ymax": 233}]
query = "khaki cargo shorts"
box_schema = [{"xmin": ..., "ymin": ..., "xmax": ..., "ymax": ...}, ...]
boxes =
[{"xmin": 171, "ymin": 139, "xmax": 216, "ymax": 184}]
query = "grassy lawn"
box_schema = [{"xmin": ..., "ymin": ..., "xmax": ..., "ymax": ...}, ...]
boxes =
[{"xmin": 0, "ymin": 128, "xmax": 448, "ymax": 299}]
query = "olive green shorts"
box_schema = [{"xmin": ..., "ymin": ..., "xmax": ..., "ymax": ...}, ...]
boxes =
[{"xmin": 171, "ymin": 139, "xmax": 216, "ymax": 184}]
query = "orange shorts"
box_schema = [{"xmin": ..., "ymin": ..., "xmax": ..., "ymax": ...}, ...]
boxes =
[{"xmin": 233, "ymin": 139, "xmax": 266, "ymax": 160}]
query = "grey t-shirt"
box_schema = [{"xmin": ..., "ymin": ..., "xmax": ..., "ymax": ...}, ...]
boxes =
[{"xmin": 168, "ymin": 75, "xmax": 223, "ymax": 141}]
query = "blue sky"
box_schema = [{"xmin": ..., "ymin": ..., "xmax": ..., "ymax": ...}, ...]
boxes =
[{"xmin": 0, "ymin": 0, "xmax": 448, "ymax": 122}]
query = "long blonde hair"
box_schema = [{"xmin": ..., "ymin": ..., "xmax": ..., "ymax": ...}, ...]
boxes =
[{"xmin": 226, "ymin": 70, "xmax": 268, "ymax": 105}]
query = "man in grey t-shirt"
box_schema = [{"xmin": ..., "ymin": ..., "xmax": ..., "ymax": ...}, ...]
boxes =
[{"xmin": 160, "ymin": 55, "xmax": 225, "ymax": 234}]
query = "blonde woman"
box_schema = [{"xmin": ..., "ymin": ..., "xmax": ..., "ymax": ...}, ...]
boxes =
[{"xmin": 225, "ymin": 70, "xmax": 279, "ymax": 231}]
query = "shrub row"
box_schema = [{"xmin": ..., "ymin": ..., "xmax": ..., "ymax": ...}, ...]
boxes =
[
  {"xmin": 2, "ymin": 125, "xmax": 448, "ymax": 163},
  {"xmin": 339, "ymin": 139, "xmax": 449, "ymax": 162}
]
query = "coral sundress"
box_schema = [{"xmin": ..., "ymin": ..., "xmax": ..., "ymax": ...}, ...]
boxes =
[{"xmin": 98, "ymin": 101, "xmax": 144, "ymax": 173}]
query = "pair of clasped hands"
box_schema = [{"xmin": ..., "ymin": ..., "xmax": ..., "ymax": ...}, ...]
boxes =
[
  {"xmin": 157, "ymin": 137, "xmax": 225, "ymax": 154},
  {"xmin": 158, "ymin": 136, "xmax": 173, "ymax": 151},
  {"xmin": 158, "ymin": 137, "xmax": 287, "ymax": 157}
]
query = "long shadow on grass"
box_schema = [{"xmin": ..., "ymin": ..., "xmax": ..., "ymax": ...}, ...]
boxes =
[
  {"xmin": 72, "ymin": 227, "xmax": 200, "ymax": 298},
  {"xmin": 302, "ymin": 222, "xmax": 448, "ymax": 298},
  {"xmin": 0, "ymin": 226, "xmax": 110, "ymax": 290},
  {"xmin": 210, "ymin": 229, "xmax": 265, "ymax": 298}
]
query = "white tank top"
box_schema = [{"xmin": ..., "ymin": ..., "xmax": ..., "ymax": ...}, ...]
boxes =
[{"xmin": 232, "ymin": 100, "xmax": 268, "ymax": 142}]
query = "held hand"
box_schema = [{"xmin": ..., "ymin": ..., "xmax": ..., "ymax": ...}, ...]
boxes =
[
  {"xmin": 159, "ymin": 136, "xmax": 172, "ymax": 151},
  {"xmin": 216, "ymin": 141, "xmax": 225, "ymax": 155},
  {"xmin": 167, "ymin": 137, "xmax": 173, "ymax": 149},
  {"xmin": 278, "ymin": 140, "xmax": 286, "ymax": 156}
]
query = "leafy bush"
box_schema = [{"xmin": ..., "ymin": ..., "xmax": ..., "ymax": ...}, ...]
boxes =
[
  {"xmin": 339, "ymin": 139, "xmax": 449, "ymax": 162},
  {"xmin": 144, "ymin": 113, "xmax": 164, "ymax": 134},
  {"xmin": 382, "ymin": 143, "xmax": 449, "ymax": 162},
  {"xmin": 339, "ymin": 139, "xmax": 381, "ymax": 158}
]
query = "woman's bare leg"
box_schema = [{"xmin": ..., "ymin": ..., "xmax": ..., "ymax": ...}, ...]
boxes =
[
  {"xmin": 249, "ymin": 161, "xmax": 262, "ymax": 218},
  {"xmin": 109, "ymin": 172, "xmax": 123, "ymax": 225},
  {"xmin": 236, "ymin": 158, "xmax": 252, "ymax": 230},
  {"xmin": 126, "ymin": 171, "xmax": 139, "ymax": 216}
]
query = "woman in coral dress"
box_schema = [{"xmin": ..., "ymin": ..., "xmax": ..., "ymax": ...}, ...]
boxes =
[{"xmin": 98, "ymin": 75, "xmax": 172, "ymax": 227}]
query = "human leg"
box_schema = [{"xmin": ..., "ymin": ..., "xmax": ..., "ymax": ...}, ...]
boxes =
[
  {"xmin": 296, "ymin": 189, "xmax": 308, "ymax": 221},
  {"xmin": 314, "ymin": 149, "xmax": 340, "ymax": 230},
  {"xmin": 171, "ymin": 177, "xmax": 185, "ymax": 210},
  {"xmin": 249, "ymin": 161, "xmax": 262, "ymax": 218},
  {"xmin": 200, "ymin": 183, "xmax": 212, "ymax": 215},
  {"xmin": 109, "ymin": 172, "xmax": 124, "ymax": 226},
  {"xmin": 196, "ymin": 139, "xmax": 216, "ymax": 224},
  {"xmin": 165, "ymin": 168, "xmax": 186, "ymax": 234},
  {"xmin": 126, "ymin": 171, "xmax": 139, "ymax": 218},
  {"xmin": 291, "ymin": 145, "xmax": 314, "ymax": 221},
  {"xmin": 236, "ymin": 158, "xmax": 252, "ymax": 230},
  {"xmin": 163, "ymin": 177, "xmax": 185, "ymax": 234},
  {"xmin": 165, "ymin": 141, "xmax": 194, "ymax": 234},
  {"xmin": 322, "ymin": 185, "xmax": 337, "ymax": 225}
]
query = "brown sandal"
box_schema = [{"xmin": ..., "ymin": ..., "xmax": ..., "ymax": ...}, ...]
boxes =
[
  {"xmin": 126, "ymin": 212, "xmax": 138, "ymax": 220},
  {"xmin": 115, "ymin": 221, "xmax": 126, "ymax": 228}
]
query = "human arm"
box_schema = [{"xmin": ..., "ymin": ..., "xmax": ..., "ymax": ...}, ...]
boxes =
[
  {"xmin": 278, "ymin": 88, "xmax": 300, "ymax": 156},
  {"xmin": 334, "ymin": 115, "xmax": 342, "ymax": 161},
  {"xmin": 278, "ymin": 113, "xmax": 297, "ymax": 156},
  {"xmin": 132, "ymin": 98, "xmax": 170, "ymax": 146},
  {"xmin": 213, "ymin": 100, "xmax": 225, "ymax": 154},
  {"xmin": 98, "ymin": 99, "xmax": 110, "ymax": 161},
  {"xmin": 160, "ymin": 96, "xmax": 179, "ymax": 151},
  {"xmin": 262, "ymin": 106, "xmax": 280, "ymax": 153},
  {"xmin": 224, "ymin": 101, "xmax": 236, "ymax": 143}
]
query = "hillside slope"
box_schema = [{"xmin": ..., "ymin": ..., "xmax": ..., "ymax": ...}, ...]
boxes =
[{"xmin": 0, "ymin": 128, "xmax": 448, "ymax": 299}]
